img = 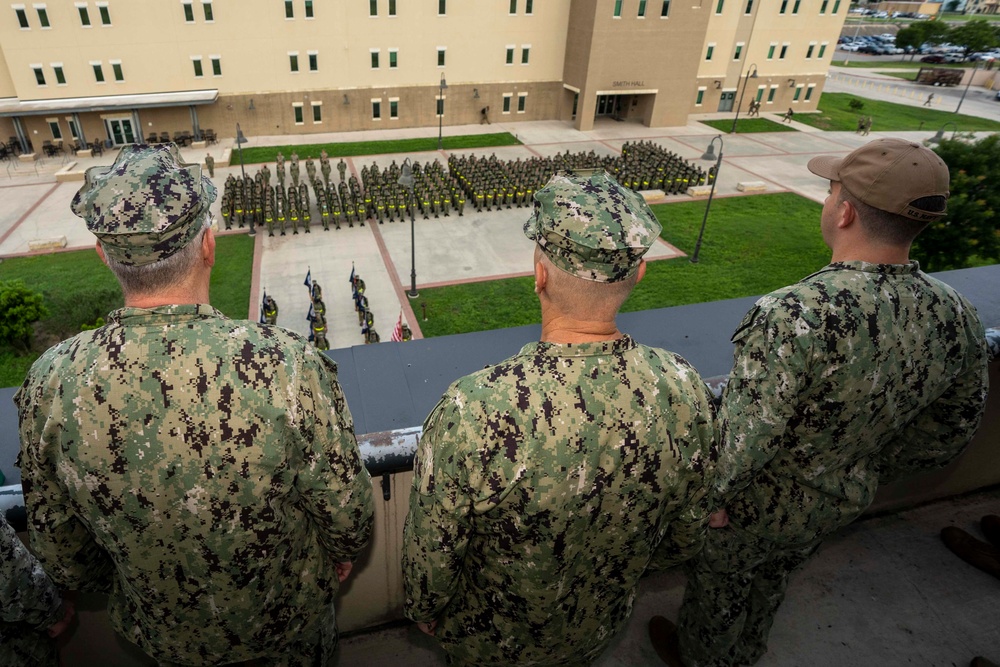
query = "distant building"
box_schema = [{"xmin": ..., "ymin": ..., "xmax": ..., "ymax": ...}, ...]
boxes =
[{"xmin": 0, "ymin": 0, "xmax": 846, "ymax": 151}]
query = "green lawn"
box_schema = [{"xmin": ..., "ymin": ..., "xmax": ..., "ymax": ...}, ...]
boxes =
[
  {"xmin": 700, "ymin": 118, "xmax": 798, "ymax": 134},
  {"xmin": 796, "ymin": 92, "xmax": 1000, "ymax": 132},
  {"xmin": 832, "ymin": 60, "xmax": 969, "ymax": 69},
  {"xmin": 0, "ymin": 234, "xmax": 254, "ymax": 387},
  {"xmin": 419, "ymin": 193, "xmax": 831, "ymax": 338},
  {"xmin": 237, "ymin": 133, "xmax": 522, "ymax": 164}
]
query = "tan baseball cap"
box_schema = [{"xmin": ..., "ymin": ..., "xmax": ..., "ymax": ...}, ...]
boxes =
[{"xmin": 807, "ymin": 138, "xmax": 949, "ymax": 222}]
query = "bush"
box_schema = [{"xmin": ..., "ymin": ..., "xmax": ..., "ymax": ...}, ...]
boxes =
[
  {"xmin": 0, "ymin": 281, "xmax": 48, "ymax": 350},
  {"xmin": 848, "ymin": 98, "xmax": 865, "ymax": 112}
]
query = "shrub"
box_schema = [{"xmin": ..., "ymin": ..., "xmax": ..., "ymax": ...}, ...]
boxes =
[{"xmin": 0, "ymin": 280, "xmax": 48, "ymax": 350}]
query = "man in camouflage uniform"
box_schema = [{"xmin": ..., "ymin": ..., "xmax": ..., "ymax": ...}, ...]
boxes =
[
  {"xmin": 651, "ymin": 139, "xmax": 990, "ymax": 667},
  {"xmin": 402, "ymin": 170, "xmax": 718, "ymax": 667},
  {"xmin": 15, "ymin": 144, "xmax": 374, "ymax": 667},
  {"xmin": 1, "ymin": 515, "xmax": 74, "ymax": 667}
]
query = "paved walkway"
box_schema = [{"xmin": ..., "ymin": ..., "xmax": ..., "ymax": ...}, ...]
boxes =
[{"xmin": 1, "ymin": 71, "xmax": 996, "ymax": 349}]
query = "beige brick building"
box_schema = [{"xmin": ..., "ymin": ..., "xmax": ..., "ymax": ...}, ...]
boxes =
[{"xmin": 0, "ymin": 0, "xmax": 846, "ymax": 152}]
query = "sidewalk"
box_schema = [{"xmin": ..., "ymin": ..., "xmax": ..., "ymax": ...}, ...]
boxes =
[{"xmin": 1, "ymin": 111, "xmax": 995, "ymax": 350}]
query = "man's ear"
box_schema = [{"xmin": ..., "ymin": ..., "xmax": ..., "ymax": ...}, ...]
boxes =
[
  {"xmin": 95, "ymin": 241, "xmax": 108, "ymax": 266},
  {"xmin": 534, "ymin": 257, "xmax": 547, "ymax": 294},
  {"xmin": 837, "ymin": 199, "xmax": 856, "ymax": 230},
  {"xmin": 635, "ymin": 260, "xmax": 647, "ymax": 285},
  {"xmin": 202, "ymin": 227, "xmax": 216, "ymax": 268}
]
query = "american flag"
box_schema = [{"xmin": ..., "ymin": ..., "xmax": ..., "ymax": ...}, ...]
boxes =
[{"xmin": 390, "ymin": 312, "xmax": 404, "ymax": 342}]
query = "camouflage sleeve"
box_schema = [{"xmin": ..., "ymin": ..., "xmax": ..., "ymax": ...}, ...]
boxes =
[
  {"xmin": 401, "ymin": 391, "xmax": 474, "ymax": 623},
  {"xmin": 293, "ymin": 350, "xmax": 374, "ymax": 562},
  {"xmin": 649, "ymin": 380, "xmax": 719, "ymax": 571},
  {"xmin": 877, "ymin": 328, "xmax": 990, "ymax": 483},
  {"xmin": 15, "ymin": 385, "xmax": 116, "ymax": 592},
  {"xmin": 0, "ymin": 516, "xmax": 64, "ymax": 629},
  {"xmin": 715, "ymin": 304, "xmax": 810, "ymax": 504}
]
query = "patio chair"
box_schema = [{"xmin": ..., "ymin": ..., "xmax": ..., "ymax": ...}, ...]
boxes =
[
  {"xmin": 159, "ymin": 132, "xmax": 170, "ymax": 143},
  {"xmin": 146, "ymin": 133, "xmax": 158, "ymax": 144}
]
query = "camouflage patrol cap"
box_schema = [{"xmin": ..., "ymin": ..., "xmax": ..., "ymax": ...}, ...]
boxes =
[
  {"xmin": 524, "ymin": 169, "xmax": 662, "ymax": 283},
  {"xmin": 71, "ymin": 143, "xmax": 217, "ymax": 266},
  {"xmin": 807, "ymin": 138, "xmax": 949, "ymax": 222}
]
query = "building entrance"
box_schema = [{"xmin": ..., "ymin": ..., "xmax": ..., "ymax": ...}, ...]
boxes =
[
  {"xmin": 595, "ymin": 94, "xmax": 622, "ymax": 117},
  {"xmin": 104, "ymin": 118, "xmax": 137, "ymax": 146},
  {"xmin": 717, "ymin": 91, "xmax": 736, "ymax": 112}
]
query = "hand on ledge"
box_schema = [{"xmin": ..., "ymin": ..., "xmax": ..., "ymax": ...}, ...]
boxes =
[
  {"xmin": 417, "ymin": 620, "xmax": 438, "ymax": 637},
  {"xmin": 709, "ymin": 509, "xmax": 730, "ymax": 529},
  {"xmin": 336, "ymin": 561, "xmax": 354, "ymax": 583}
]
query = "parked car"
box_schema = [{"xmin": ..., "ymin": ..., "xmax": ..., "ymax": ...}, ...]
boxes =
[
  {"xmin": 942, "ymin": 53, "xmax": 966, "ymax": 63},
  {"xmin": 921, "ymin": 54, "xmax": 946, "ymax": 63}
]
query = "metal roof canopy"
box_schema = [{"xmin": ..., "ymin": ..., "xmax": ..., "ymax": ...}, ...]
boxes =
[{"xmin": 0, "ymin": 89, "xmax": 219, "ymax": 117}]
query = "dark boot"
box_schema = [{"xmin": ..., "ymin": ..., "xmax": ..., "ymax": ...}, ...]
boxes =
[
  {"xmin": 648, "ymin": 616, "xmax": 685, "ymax": 667},
  {"xmin": 941, "ymin": 526, "xmax": 1000, "ymax": 580}
]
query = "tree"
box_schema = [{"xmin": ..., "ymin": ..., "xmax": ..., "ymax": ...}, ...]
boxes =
[
  {"xmin": 911, "ymin": 135, "xmax": 1000, "ymax": 272},
  {"xmin": 897, "ymin": 21, "xmax": 950, "ymax": 59},
  {"xmin": 0, "ymin": 280, "xmax": 48, "ymax": 350},
  {"xmin": 948, "ymin": 19, "xmax": 1000, "ymax": 56}
]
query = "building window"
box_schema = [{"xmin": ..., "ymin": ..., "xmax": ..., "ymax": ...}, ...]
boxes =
[
  {"xmin": 369, "ymin": 0, "xmax": 377, "ymax": 16},
  {"xmin": 779, "ymin": 0, "xmax": 788, "ymax": 13},
  {"xmin": 832, "ymin": 0, "xmax": 840, "ymax": 12},
  {"xmin": 793, "ymin": 86, "xmax": 802, "ymax": 102},
  {"xmin": 36, "ymin": 5, "xmax": 49, "ymax": 28},
  {"xmin": 767, "ymin": 86, "xmax": 777, "ymax": 102},
  {"xmin": 779, "ymin": 43, "xmax": 788, "ymax": 59},
  {"xmin": 111, "ymin": 60, "xmax": 123, "ymax": 81},
  {"xmin": 192, "ymin": 57, "xmax": 203, "ymax": 77},
  {"xmin": 373, "ymin": 100, "xmax": 382, "ymax": 119},
  {"xmin": 312, "ymin": 102, "xmax": 322, "ymax": 123},
  {"xmin": 755, "ymin": 86, "xmax": 764, "ymax": 101},
  {"xmin": 638, "ymin": 0, "xmax": 646, "ymax": 16},
  {"xmin": 805, "ymin": 85, "xmax": 814, "ymax": 101},
  {"xmin": 517, "ymin": 93, "xmax": 526, "ymax": 113},
  {"xmin": 388, "ymin": 0, "xmax": 395, "ymax": 15},
  {"xmin": 437, "ymin": 48, "xmax": 445, "ymax": 67},
  {"xmin": 284, "ymin": 0, "xmax": 293, "ymax": 18},
  {"xmin": 390, "ymin": 99, "xmax": 398, "ymax": 118},
  {"xmin": 744, "ymin": 0, "xmax": 752, "ymax": 13},
  {"xmin": 614, "ymin": 0, "xmax": 622, "ymax": 17},
  {"xmin": 68, "ymin": 119, "xmax": 79, "ymax": 139},
  {"xmin": 525, "ymin": 0, "xmax": 533, "ymax": 14},
  {"xmin": 792, "ymin": 0, "xmax": 800, "ymax": 13},
  {"xmin": 211, "ymin": 56, "xmax": 221, "ymax": 76},
  {"xmin": 734, "ymin": 43, "xmax": 743, "ymax": 60},
  {"xmin": 767, "ymin": 43, "xmax": 776, "ymax": 59},
  {"xmin": 97, "ymin": 2, "xmax": 109, "ymax": 25},
  {"xmin": 661, "ymin": 0, "xmax": 670, "ymax": 17},
  {"xmin": 706, "ymin": 44, "xmax": 714, "ymax": 61},
  {"xmin": 53, "ymin": 64, "xmax": 65, "ymax": 84},
  {"xmin": 509, "ymin": 0, "xmax": 516, "ymax": 13},
  {"xmin": 202, "ymin": 1, "xmax": 213, "ymax": 21},
  {"xmin": 48, "ymin": 120, "xmax": 61, "ymax": 140},
  {"xmin": 521, "ymin": 46, "xmax": 530, "ymax": 64},
  {"xmin": 389, "ymin": 49, "xmax": 397, "ymax": 68},
  {"xmin": 506, "ymin": 46, "xmax": 514, "ymax": 64},
  {"xmin": 820, "ymin": 0, "xmax": 828, "ymax": 13},
  {"xmin": 15, "ymin": 6, "xmax": 28, "ymax": 27},
  {"xmin": 289, "ymin": 53, "xmax": 299, "ymax": 72},
  {"xmin": 503, "ymin": 94, "xmax": 512, "ymax": 113},
  {"xmin": 92, "ymin": 62, "xmax": 105, "ymax": 82},
  {"xmin": 183, "ymin": 2, "xmax": 193, "ymax": 21},
  {"xmin": 806, "ymin": 43, "xmax": 815, "ymax": 58},
  {"xmin": 77, "ymin": 3, "xmax": 90, "ymax": 25},
  {"xmin": 696, "ymin": 88, "xmax": 705, "ymax": 106},
  {"xmin": 293, "ymin": 104, "xmax": 303, "ymax": 124},
  {"xmin": 715, "ymin": 0, "xmax": 724, "ymax": 13},
  {"xmin": 438, "ymin": 0, "xmax": 445, "ymax": 15},
  {"xmin": 370, "ymin": 49, "xmax": 379, "ymax": 69},
  {"xmin": 309, "ymin": 51, "xmax": 318, "ymax": 71},
  {"xmin": 818, "ymin": 42, "xmax": 827, "ymax": 58},
  {"xmin": 32, "ymin": 65, "xmax": 45, "ymax": 86},
  {"xmin": 305, "ymin": 0, "xmax": 314, "ymax": 17}
]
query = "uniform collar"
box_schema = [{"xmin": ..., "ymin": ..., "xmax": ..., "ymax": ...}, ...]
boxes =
[
  {"xmin": 522, "ymin": 334, "xmax": 637, "ymax": 358},
  {"xmin": 107, "ymin": 303, "xmax": 226, "ymax": 325}
]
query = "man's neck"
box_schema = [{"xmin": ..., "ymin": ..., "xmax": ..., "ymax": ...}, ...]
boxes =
[
  {"xmin": 124, "ymin": 285, "xmax": 209, "ymax": 309},
  {"xmin": 540, "ymin": 315, "xmax": 621, "ymax": 344}
]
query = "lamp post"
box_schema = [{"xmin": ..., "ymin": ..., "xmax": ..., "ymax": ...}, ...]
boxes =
[
  {"xmin": 437, "ymin": 74, "xmax": 448, "ymax": 150},
  {"xmin": 730, "ymin": 63, "xmax": 759, "ymax": 134},
  {"xmin": 927, "ymin": 121, "xmax": 958, "ymax": 144},
  {"xmin": 954, "ymin": 61, "xmax": 979, "ymax": 115},
  {"xmin": 691, "ymin": 135, "xmax": 723, "ymax": 264},
  {"xmin": 397, "ymin": 158, "xmax": 419, "ymax": 297},
  {"xmin": 235, "ymin": 122, "xmax": 254, "ymax": 237}
]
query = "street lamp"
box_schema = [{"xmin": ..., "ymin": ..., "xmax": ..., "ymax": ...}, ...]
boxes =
[
  {"xmin": 927, "ymin": 121, "xmax": 958, "ymax": 144},
  {"xmin": 691, "ymin": 135, "xmax": 724, "ymax": 264},
  {"xmin": 397, "ymin": 158, "xmax": 419, "ymax": 297},
  {"xmin": 235, "ymin": 122, "xmax": 255, "ymax": 237},
  {"xmin": 437, "ymin": 74, "xmax": 449, "ymax": 150},
  {"xmin": 731, "ymin": 63, "xmax": 759, "ymax": 134}
]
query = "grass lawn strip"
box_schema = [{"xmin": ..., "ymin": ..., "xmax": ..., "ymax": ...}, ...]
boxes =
[
  {"xmin": 700, "ymin": 118, "xmax": 797, "ymax": 134},
  {"xmin": 419, "ymin": 193, "xmax": 829, "ymax": 338},
  {"xmin": 793, "ymin": 92, "xmax": 1000, "ymax": 132},
  {"xmin": 238, "ymin": 133, "xmax": 521, "ymax": 165}
]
